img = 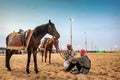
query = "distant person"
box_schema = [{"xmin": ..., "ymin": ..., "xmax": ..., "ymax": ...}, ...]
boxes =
[
  {"xmin": 63, "ymin": 49, "xmax": 91, "ymax": 74},
  {"xmin": 63, "ymin": 44, "xmax": 76, "ymax": 70}
]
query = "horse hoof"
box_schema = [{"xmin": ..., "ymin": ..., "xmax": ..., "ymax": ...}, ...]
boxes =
[
  {"xmin": 7, "ymin": 67, "xmax": 11, "ymax": 71},
  {"xmin": 35, "ymin": 70, "xmax": 39, "ymax": 74},
  {"xmin": 26, "ymin": 69, "xmax": 30, "ymax": 74},
  {"xmin": 7, "ymin": 69, "xmax": 11, "ymax": 71},
  {"xmin": 8, "ymin": 69, "xmax": 11, "ymax": 71},
  {"xmin": 26, "ymin": 71, "xmax": 30, "ymax": 74}
]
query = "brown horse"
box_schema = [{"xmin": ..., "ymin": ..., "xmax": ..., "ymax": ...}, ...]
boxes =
[
  {"xmin": 6, "ymin": 20, "xmax": 60, "ymax": 74},
  {"xmin": 40, "ymin": 38, "xmax": 59, "ymax": 63}
]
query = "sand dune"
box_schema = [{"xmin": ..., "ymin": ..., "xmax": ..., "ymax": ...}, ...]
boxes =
[{"xmin": 0, "ymin": 53, "xmax": 120, "ymax": 80}]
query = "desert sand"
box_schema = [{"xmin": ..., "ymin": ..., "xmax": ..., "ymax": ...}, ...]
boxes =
[{"xmin": 0, "ymin": 53, "xmax": 120, "ymax": 80}]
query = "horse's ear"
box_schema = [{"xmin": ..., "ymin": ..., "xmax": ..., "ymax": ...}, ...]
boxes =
[{"xmin": 49, "ymin": 20, "xmax": 51, "ymax": 24}]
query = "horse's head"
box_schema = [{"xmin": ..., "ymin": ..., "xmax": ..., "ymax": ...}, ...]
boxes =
[{"xmin": 47, "ymin": 20, "xmax": 60, "ymax": 39}]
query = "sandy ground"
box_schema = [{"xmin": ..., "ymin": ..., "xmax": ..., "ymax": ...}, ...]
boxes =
[{"xmin": 0, "ymin": 53, "xmax": 120, "ymax": 80}]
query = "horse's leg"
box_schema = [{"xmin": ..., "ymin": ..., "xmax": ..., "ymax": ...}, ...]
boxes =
[
  {"xmin": 41, "ymin": 51, "xmax": 44, "ymax": 62},
  {"xmin": 33, "ymin": 49, "xmax": 38, "ymax": 73},
  {"xmin": 6, "ymin": 49, "xmax": 13, "ymax": 71},
  {"xmin": 26, "ymin": 50, "xmax": 31, "ymax": 74},
  {"xmin": 49, "ymin": 51, "xmax": 51, "ymax": 64},
  {"xmin": 6, "ymin": 49, "xmax": 11, "ymax": 71},
  {"xmin": 45, "ymin": 51, "xmax": 47, "ymax": 63}
]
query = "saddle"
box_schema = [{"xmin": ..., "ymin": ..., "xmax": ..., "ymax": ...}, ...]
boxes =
[{"xmin": 7, "ymin": 29, "xmax": 33, "ymax": 50}]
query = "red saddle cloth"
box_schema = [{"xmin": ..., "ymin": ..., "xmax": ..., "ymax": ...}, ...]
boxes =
[
  {"xmin": 7, "ymin": 30, "xmax": 33, "ymax": 50},
  {"xmin": 8, "ymin": 32, "xmax": 25, "ymax": 46}
]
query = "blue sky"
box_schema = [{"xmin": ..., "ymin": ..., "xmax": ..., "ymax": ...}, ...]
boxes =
[{"xmin": 0, "ymin": 0, "xmax": 120, "ymax": 50}]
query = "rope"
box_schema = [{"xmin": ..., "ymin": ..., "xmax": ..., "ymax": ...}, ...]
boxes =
[{"xmin": 57, "ymin": 49, "xmax": 66, "ymax": 60}]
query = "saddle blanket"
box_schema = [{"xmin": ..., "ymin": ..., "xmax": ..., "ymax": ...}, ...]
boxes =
[{"xmin": 7, "ymin": 30, "xmax": 33, "ymax": 50}]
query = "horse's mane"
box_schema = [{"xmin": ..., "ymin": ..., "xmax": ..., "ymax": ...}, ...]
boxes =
[
  {"xmin": 33, "ymin": 23, "xmax": 49, "ymax": 37},
  {"xmin": 34, "ymin": 23, "xmax": 48, "ymax": 30}
]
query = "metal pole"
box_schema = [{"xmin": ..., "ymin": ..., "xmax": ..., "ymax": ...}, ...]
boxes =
[
  {"xmin": 91, "ymin": 40, "xmax": 93, "ymax": 51},
  {"xmin": 84, "ymin": 32, "xmax": 87, "ymax": 52},
  {"xmin": 70, "ymin": 18, "xmax": 72, "ymax": 46}
]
